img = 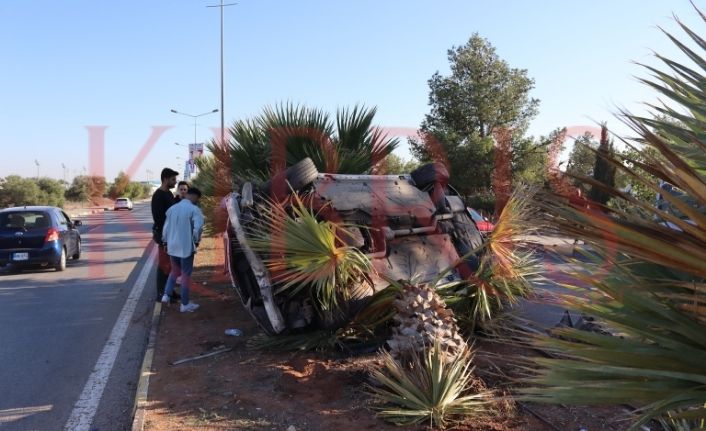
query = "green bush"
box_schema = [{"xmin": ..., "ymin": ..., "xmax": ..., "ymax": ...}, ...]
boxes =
[
  {"xmin": 36, "ymin": 177, "xmax": 66, "ymax": 207},
  {"xmin": 65, "ymin": 175, "xmax": 107, "ymax": 203},
  {"xmin": 0, "ymin": 176, "xmax": 65, "ymax": 208}
]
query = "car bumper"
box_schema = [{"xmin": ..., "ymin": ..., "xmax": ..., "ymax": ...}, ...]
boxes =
[{"xmin": 0, "ymin": 244, "xmax": 62, "ymax": 266}]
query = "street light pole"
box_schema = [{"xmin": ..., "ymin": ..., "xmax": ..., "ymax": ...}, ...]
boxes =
[
  {"xmin": 220, "ymin": 0, "xmax": 224, "ymax": 146},
  {"xmin": 170, "ymin": 108, "xmax": 218, "ymax": 180},
  {"xmin": 170, "ymin": 108, "xmax": 219, "ymax": 146},
  {"xmin": 207, "ymin": 1, "xmax": 236, "ymax": 146}
]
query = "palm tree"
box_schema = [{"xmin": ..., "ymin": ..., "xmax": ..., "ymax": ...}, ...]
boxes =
[
  {"xmin": 206, "ymin": 103, "xmax": 398, "ymax": 185},
  {"xmin": 521, "ymin": 8, "xmax": 706, "ymax": 429},
  {"xmin": 193, "ymin": 103, "xmax": 398, "ymax": 232}
]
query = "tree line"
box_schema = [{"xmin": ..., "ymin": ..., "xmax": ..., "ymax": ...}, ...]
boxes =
[
  {"xmin": 195, "ymin": 32, "xmax": 654, "ymax": 216},
  {"xmin": 0, "ymin": 171, "xmax": 153, "ymax": 208}
]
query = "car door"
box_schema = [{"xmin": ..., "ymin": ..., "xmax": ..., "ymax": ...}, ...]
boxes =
[
  {"xmin": 62, "ymin": 210, "xmax": 81, "ymax": 256},
  {"xmin": 64, "ymin": 211, "xmax": 81, "ymax": 255},
  {"xmin": 55, "ymin": 210, "xmax": 75, "ymax": 256}
]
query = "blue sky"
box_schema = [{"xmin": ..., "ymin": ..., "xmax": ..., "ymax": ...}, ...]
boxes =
[{"xmin": 0, "ymin": 0, "xmax": 702, "ymax": 181}]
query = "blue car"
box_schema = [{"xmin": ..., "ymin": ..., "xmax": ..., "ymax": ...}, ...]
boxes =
[{"xmin": 0, "ymin": 206, "xmax": 82, "ymax": 271}]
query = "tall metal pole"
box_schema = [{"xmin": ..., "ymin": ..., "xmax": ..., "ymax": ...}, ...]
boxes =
[
  {"xmin": 220, "ymin": 0, "xmax": 225, "ymax": 147},
  {"xmin": 208, "ymin": 1, "xmax": 235, "ymax": 147}
]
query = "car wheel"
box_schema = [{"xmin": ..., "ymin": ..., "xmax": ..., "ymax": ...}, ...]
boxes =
[
  {"xmin": 55, "ymin": 248, "xmax": 67, "ymax": 272},
  {"xmin": 260, "ymin": 157, "xmax": 319, "ymax": 198},
  {"xmin": 410, "ymin": 162, "xmax": 450, "ymax": 188},
  {"xmin": 72, "ymin": 240, "xmax": 81, "ymax": 260}
]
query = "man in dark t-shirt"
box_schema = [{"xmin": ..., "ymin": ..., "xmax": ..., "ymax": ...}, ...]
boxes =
[{"xmin": 151, "ymin": 167, "xmax": 178, "ymax": 301}]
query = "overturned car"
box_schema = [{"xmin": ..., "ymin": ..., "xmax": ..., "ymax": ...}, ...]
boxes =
[{"xmin": 221, "ymin": 158, "xmax": 485, "ymax": 334}]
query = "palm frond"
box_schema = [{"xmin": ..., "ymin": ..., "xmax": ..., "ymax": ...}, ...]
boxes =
[
  {"xmin": 523, "ymin": 8, "xmax": 706, "ymax": 429},
  {"xmin": 439, "ymin": 187, "xmax": 543, "ymax": 332},
  {"xmin": 246, "ymin": 192, "xmax": 373, "ymax": 312},
  {"xmin": 259, "ymin": 103, "xmax": 336, "ymax": 173},
  {"xmin": 334, "ymin": 104, "xmax": 399, "ymax": 173},
  {"xmin": 247, "ymin": 330, "xmax": 341, "ymax": 351},
  {"xmin": 224, "ymin": 118, "xmax": 272, "ymax": 182}
]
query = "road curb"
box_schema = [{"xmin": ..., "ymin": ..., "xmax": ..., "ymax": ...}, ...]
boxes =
[
  {"xmin": 131, "ymin": 301, "xmax": 162, "ymax": 431},
  {"xmin": 68, "ymin": 208, "xmax": 107, "ymax": 218}
]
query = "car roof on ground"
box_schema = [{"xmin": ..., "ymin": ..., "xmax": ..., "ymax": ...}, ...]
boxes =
[{"xmin": 0, "ymin": 206, "xmax": 59, "ymax": 212}]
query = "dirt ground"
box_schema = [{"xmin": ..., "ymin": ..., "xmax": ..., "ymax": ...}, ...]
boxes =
[{"xmin": 143, "ymin": 237, "xmax": 625, "ymax": 431}]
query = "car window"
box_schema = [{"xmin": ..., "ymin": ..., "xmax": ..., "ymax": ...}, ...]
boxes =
[
  {"xmin": 117, "ymin": 198, "xmax": 128, "ymax": 203},
  {"xmin": 60, "ymin": 211, "xmax": 73, "ymax": 226},
  {"xmin": 0, "ymin": 211, "xmax": 52, "ymax": 230},
  {"xmin": 468, "ymin": 209, "xmax": 483, "ymax": 222},
  {"xmin": 56, "ymin": 210, "xmax": 69, "ymax": 226}
]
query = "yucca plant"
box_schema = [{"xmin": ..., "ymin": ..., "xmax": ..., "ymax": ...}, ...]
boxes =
[
  {"xmin": 657, "ymin": 410, "xmax": 705, "ymax": 431},
  {"xmin": 369, "ymin": 341, "xmax": 489, "ymax": 429},
  {"xmin": 521, "ymin": 8, "xmax": 706, "ymax": 429},
  {"xmin": 246, "ymin": 192, "xmax": 373, "ymax": 313}
]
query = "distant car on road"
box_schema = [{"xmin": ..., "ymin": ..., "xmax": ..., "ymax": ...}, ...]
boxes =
[
  {"xmin": 0, "ymin": 206, "xmax": 82, "ymax": 271},
  {"xmin": 114, "ymin": 197, "xmax": 134, "ymax": 211},
  {"xmin": 467, "ymin": 207, "xmax": 494, "ymax": 236}
]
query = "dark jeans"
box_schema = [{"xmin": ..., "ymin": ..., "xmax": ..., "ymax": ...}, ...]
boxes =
[{"xmin": 156, "ymin": 243, "xmax": 171, "ymax": 300}]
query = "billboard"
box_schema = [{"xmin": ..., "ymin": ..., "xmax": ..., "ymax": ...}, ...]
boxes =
[
  {"xmin": 184, "ymin": 143, "xmax": 204, "ymax": 181},
  {"xmin": 189, "ymin": 143, "xmax": 204, "ymax": 161}
]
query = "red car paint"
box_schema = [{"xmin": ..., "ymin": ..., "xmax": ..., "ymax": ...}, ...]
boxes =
[{"xmin": 467, "ymin": 208, "xmax": 494, "ymax": 234}]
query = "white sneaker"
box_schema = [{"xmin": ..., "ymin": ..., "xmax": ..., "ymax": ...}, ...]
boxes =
[
  {"xmin": 161, "ymin": 294, "xmax": 169, "ymax": 304},
  {"xmin": 176, "ymin": 276, "xmax": 182, "ymax": 285},
  {"xmin": 180, "ymin": 302, "xmax": 199, "ymax": 313}
]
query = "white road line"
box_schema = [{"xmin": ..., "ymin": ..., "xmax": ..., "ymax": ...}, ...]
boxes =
[{"xmin": 63, "ymin": 246, "xmax": 156, "ymax": 431}]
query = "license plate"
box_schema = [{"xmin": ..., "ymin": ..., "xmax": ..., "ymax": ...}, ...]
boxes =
[{"xmin": 12, "ymin": 252, "xmax": 29, "ymax": 261}]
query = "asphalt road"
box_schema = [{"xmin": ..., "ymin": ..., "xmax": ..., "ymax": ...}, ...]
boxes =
[
  {"xmin": 519, "ymin": 251, "xmax": 594, "ymax": 330},
  {"xmin": 0, "ymin": 202, "xmax": 156, "ymax": 431}
]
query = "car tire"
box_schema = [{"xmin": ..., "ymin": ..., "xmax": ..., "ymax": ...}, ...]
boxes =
[
  {"xmin": 260, "ymin": 157, "xmax": 319, "ymax": 198},
  {"xmin": 55, "ymin": 248, "xmax": 67, "ymax": 272},
  {"xmin": 72, "ymin": 240, "xmax": 81, "ymax": 260},
  {"xmin": 410, "ymin": 162, "xmax": 450, "ymax": 188}
]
